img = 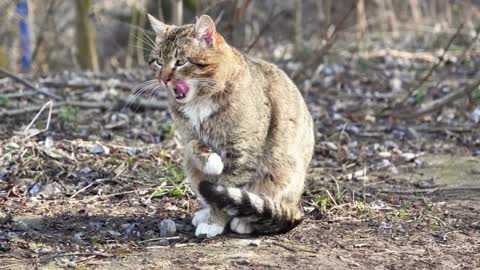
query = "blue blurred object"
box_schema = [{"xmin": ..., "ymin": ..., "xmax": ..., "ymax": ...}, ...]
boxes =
[{"xmin": 17, "ymin": 0, "xmax": 31, "ymax": 72}]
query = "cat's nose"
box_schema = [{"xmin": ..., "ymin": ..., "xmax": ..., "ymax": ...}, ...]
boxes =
[{"xmin": 159, "ymin": 68, "xmax": 174, "ymax": 84}]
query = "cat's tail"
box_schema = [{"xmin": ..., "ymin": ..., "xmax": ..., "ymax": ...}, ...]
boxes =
[{"xmin": 198, "ymin": 181, "xmax": 303, "ymax": 234}]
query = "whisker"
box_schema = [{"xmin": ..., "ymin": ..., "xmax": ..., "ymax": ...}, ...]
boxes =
[{"xmin": 138, "ymin": 27, "xmax": 157, "ymax": 45}]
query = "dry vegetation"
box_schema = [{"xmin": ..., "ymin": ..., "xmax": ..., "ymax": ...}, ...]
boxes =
[{"xmin": 1, "ymin": 0, "xmax": 480, "ymax": 269}]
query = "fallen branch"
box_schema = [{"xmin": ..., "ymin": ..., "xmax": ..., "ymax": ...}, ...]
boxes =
[
  {"xmin": 399, "ymin": 23, "xmax": 465, "ymax": 104},
  {"xmin": 0, "ymin": 99, "xmax": 168, "ymax": 117},
  {"xmin": 0, "ymin": 67, "xmax": 62, "ymax": 100},
  {"xmin": 392, "ymin": 77, "xmax": 480, "ymax": 119},
  {"xmin": 358, "ymin": 49, "xmax": 438, "ymax": 63},
  {"xmin": 375, "ymin": 184, "xmax": 480, "ymax": 195}
]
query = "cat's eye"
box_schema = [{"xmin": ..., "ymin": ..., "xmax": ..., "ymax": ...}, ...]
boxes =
[
  {"xmin": 175, "ymin": 58, "xmax": 187, "ymax": 67},
  {"xmin": 187, "ymin": 58, "xmax": 208, "ymax": 68},
  {"xmin": 154, "ymin": 59, "xmax": 163, "ymax": 69},
  {"xmin": 149, "ymin": 58, "xmax": 162, "ymax": 70}
]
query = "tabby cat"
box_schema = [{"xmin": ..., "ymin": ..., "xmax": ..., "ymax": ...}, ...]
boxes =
[{"xmin": 146, "ymin": 14, "xmax": 314, "ymax": 237}]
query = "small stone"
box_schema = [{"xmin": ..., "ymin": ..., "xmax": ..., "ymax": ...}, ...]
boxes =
[
  {"xmin": 108, "ymin": 230, "xmax": 121, "ymax": 237},
  {"xmin": 89, "ymin": 145, "xmax": 110, "ymax": 155},
  {"xmin": 29, "ymin": 183, "xmax": 42, "ymax": 195},
  {"xmin": 400, "ymin": 152, "xmax": 418, "ymax": 162},
  {"xmin": 158, "ymin": 219, "xmax": 176, "ymax": 237},
  {"xmin": 44, "ymin": 136, "xmax": 54, "ymax": 148},
  {"xmin": 39, "ymin": 182, "xmax": 64, "ymax": 198},
  {"xmin": 378, "ymin": 151, "xmax": 392, "ymax": 158},
  {"xmin": 389, "ymin": 77, "xmax": 402, "ymax": 92},
  {"xmin": 389, "ymin": 166, "xmax": 399, "ymax": 175},
  {"xmin": 73, "ymin": 232, "xmax": 84, "ymax": 241},
  {"xmin": 0, "ymin": 170, "xmax": 8, "ymax": 182},
  {"xmin": 469, "ymin": 107, "xmax": 480, "ymax": 123},
  {"xmin": 323, "ymin": 141, "xmax": 338, "ymax": 151},
  {"xmin": 127, "ymin": 147, "xmax": 139, "ymax": 156},
  {"xmin": 376, "ymin": 159, "xmax": 391, "ymax": 170}
]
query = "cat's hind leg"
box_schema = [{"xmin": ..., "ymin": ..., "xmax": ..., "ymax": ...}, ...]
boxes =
[{"xmin": 230, "ymin": 217, "xmax": 254, "ymax": 234}]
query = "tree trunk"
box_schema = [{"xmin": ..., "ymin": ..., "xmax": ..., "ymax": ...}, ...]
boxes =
[
  {"xmin": 356, "ymin": 0, "xmax": 367, "ymax": 40},
  {"xmin": 409, "ymin": 0, "xmax": 422, "ymax": 26},
  {"xmin": 171, "ymin": 0, "xmax": 183, "ymax": 25},
  {"xmin": 75, "ymin": 0, "xmax": 98, "ymax": 71},
  {"xmin": 293, "ymin": 0, "xmax": 303, "ymax": 55},
  {"xmin": 125, "ymin": 7, "xmax": 139, "ymax": 69}
]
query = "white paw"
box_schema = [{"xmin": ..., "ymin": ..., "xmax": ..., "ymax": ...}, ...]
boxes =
[
  {"xmin": 195, "ymin": 223, "xmax": 224, "ymax": 238},
  {"xmin": 203, "ymin": 153, "xmax": 223, "ymax": 175},
  {"xmin": 230, "ymin": 217, "xmax": 254, "ymax": 234},
  {"xmin": 192, "ymin": 208, "xmax": 209, "ymax": 227}
]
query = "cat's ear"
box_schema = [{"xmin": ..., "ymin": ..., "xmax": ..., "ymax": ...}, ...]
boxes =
[
  {"xmin": 148, "ymin": 14, "xmax": 168, "ymax": 42},
  {"xmin": 195, "ymin": 15, "xmax": 216, "ymax": 48}
]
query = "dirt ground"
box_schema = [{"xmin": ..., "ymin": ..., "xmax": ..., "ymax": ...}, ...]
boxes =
[{"xmin": 1, "ymin": 55, "xmax": 480, "ymax": 269}]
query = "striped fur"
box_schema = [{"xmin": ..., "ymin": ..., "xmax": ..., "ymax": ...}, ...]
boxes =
[{"xmin": 198, "ymin": 181, "xmax": 303, "ymax": 234}]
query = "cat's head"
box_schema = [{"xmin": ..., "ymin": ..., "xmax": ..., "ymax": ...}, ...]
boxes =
[{"xmin": 147, "ymin": 14, "xmax": 228, "ymax": 104}]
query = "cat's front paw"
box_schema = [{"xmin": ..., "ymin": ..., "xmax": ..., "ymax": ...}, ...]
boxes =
[
  {"xmin": 192, "ymin": 208, "xmax": 209, "ymax": 227},
  {"xmin": 195, "ymin": 223, "xmax": 224, "ymax": 237},
  {"xmin": 203, "ymin": 153, "xmax": 223, "ymax": 175},
  {"xmin": 186, "ymin": 140, "xmax": 223, "ymax": 175}
]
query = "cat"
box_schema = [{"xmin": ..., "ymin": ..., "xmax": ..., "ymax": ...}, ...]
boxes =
[{"xmin": 146, "ymin": 14, "xmax": 314, "ymax": 237}]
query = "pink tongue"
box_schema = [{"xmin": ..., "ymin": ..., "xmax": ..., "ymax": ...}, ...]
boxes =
[{"xmin": 175, "ymin": 81, "xmax": 189, "ymax": 95}]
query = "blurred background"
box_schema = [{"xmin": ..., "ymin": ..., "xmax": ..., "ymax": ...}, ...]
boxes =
[{"xmin": 0, "ymin": 0, "xmax": 479, "ymax": 73}]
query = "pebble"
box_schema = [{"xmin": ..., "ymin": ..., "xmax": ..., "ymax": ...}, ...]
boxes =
[
  {"xmin": 107, "ymin": 230, "xmax": 121, "ymax": 237},
  {"xmin": 73, "ymin": 232, "xmax": 84, "ymax": 241},
  {"xmin": 89, "ymin": 145, "xmax": 110, "ymax": 155},
  {"xmin": 44, "ymin": 136, "xmax": 54, "ymax": 148},
  {"xmin": 158, "ymin": 219, "xmax": 176, "ymax": 237}
]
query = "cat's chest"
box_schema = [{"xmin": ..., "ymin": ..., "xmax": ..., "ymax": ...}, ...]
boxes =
[
  {"xmin": 180, "ymin": 98, "xmax": 219, "ymax": 131},
  {"xmin": 179, "ymin": 99, "xmax": 230, "ymax": 157}
]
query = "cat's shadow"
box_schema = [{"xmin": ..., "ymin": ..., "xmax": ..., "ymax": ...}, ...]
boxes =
[{"xmin": 1, "ymin": 214, "xmax": 260, "ymax": 250}]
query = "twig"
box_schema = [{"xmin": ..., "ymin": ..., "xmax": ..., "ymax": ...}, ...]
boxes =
[
  {"xmin": 399, "ymin": 23, "xmax": 465, "ymax": 104},
  {"xmin": 23, "ymin": 100, "xmax": 53, "ymax": 139},
  {"xmin": 375, "ymin": 184, "xmax": 480, "ymax": 195},
  {"xmin": 392, "ymin": 77, "xmax": 480, "ymax": 119},
  {"xmin": 70, "ymin": 178, "xmax": 107, "ymax": 199},
  {"xmin": 0, "ymin": 67, "xmax": 62, "ymax": 100},
  {"xmin": 324, "ymin": 189, "xmax": 338, "ymax": 206},
  {"xmin": 245, "ymin": 9, "xmax": 286, "ymax": 53},
  {"xmin": 146, "ymin": 245, "xmax": 170, "ymax": 249},
  {"xmin": 82, "ymin": 189, "xmax": 138, "ymax": 202},
  {"xmin": 293, "ymin": 4, "xmax": 355, "ymax": 81},
  {"xmin": 0, "ymin": 99, "xmax": 168, "ymax": 117},
  {"xmin": 139, "ymin": 236, "xmax": 181, "ymax": 243},
  {"xmin": 49, "ymin": 252, "xmax": 113, "ymax": 258},
  {"xmin": 427, "ymin": 215, "xmax": 447, "ymax": 227},
  {"xmin": 2, "ymin": 90, "xmax": 37, "ymax": 99}
]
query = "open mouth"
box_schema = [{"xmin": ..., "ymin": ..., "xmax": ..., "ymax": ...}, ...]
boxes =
[
  {"xmin": 174, "ymin": 81, "xmax": 189, "ymax": 100},
  {"xmin": 174, "ymin": 88, "xmax": 187, "ymax": 99}
]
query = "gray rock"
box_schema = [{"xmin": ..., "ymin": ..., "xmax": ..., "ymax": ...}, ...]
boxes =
[{"xmin": 158, "ymin": 219, "xmax": 176, "ymax": 237}]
